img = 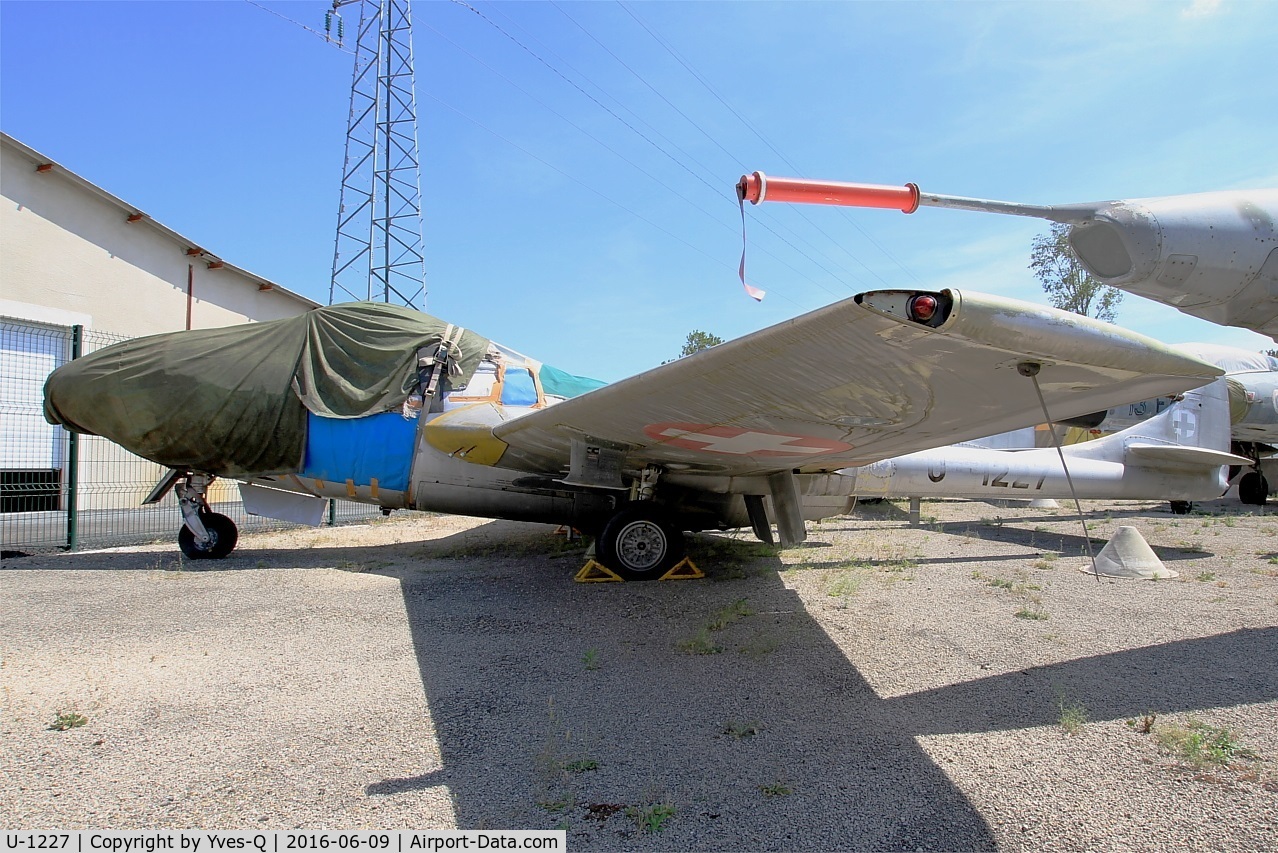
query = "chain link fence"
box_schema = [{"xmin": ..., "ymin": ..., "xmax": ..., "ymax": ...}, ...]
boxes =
[{"xmin": 2, "ymin": 317, "xmax": 386, "ymax": 556}]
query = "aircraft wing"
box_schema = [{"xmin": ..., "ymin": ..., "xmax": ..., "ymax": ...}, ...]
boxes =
[{"xmin": 492, "ymin": 289, "xmax": 1222, "ymax": 483}]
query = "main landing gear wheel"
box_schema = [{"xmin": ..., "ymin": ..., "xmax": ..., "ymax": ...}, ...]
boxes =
[
  {"xmin": 178, "ymin": 512, "xmax": 239, "ymax": 560},
  {"xmin": 1239, "ymin": 471, "xmax": 1270, "ymax": 507},
  {"xmin": 597, "ymin": 504, "xmax": 685, "ymax": 581}
]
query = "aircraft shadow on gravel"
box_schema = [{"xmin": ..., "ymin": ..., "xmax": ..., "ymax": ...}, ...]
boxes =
[
  {"xmin": 355, "ymin": 522, "xmax": 1275, "ymax": 851},
  {"xmin": 369, "ymin": 527, "xmax": 1000, "ymax": 851},
  {"xmin": 7, "ymin": 520, "xmax": 1271, "ymax": 849}
]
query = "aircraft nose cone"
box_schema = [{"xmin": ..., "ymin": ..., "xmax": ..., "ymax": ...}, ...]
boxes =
[
  {"xmin": 43, "ymin": 343, "xmax": 167, "ymax": 457},
  {"xmin": 42, "ymin": 328, "xmax": 307, "ymax": 477},
  {"xmin": 44, "ymin": 352, "xmax": 126, "ymax": 438}
]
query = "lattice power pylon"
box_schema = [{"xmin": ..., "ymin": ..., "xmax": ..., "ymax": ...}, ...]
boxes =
[{"xmin": 328, "ymin": 0, "xmax": 426, "ymax": 309}]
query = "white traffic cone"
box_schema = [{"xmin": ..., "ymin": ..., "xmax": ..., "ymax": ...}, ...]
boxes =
[{"xmin": 1084, "ymin": 526, "xmax": 1178, "ymax": 579}]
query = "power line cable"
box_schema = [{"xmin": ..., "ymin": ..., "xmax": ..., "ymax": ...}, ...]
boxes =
[
  {"xmin": 618, "ymin": 0, "xmax": 922, "ymax": 287},
  {"xmin": 438, "ymin": 2, "xmax": 855, "ymax": 300},
  {"xmin": 551, "ymin": 0, "xmax": 879, "ymax": 291},
  {"xmin": 416, "ymin": 87, "xmax": 807, "ymax": 313}
]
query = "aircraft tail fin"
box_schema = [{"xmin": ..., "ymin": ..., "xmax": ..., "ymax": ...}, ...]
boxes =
[{"xmin": 1064, "ymin": 378, "xmax": 1248, "ymax": 469}]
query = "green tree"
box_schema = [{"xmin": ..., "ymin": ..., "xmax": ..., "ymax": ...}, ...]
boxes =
[
  {"xmin": 1030, "ymin": 223, "xmax": 1123, "ymax": 322},
  {"xmin": 679, "ymin": 330, "xmax": 725, "ymax": 358}
]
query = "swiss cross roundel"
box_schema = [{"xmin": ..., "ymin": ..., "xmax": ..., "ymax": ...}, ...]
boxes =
[{"xmin": 643, "ymin": 422, "xmax": 853, "ymax": 457}]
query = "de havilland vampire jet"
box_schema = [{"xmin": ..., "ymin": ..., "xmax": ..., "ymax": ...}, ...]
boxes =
[
  {"xmin": 839, "ymin": 377, "xmax": 1248, "ymax": 514},
  {"xmin": 1055, "ymin": 343, "xmax": 1278, "ymax": 505},
  {"xmin": 737, "ymin": 174, "xmax": 1278, "ymax": 339},
  {"xmin": 44, "ymin": 291, "xmax": 1223, "ymax": 578}
]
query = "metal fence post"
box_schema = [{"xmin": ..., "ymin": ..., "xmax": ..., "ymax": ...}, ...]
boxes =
[
  {"xmin": 65, "ymin": 324, "xmax": 82, "ymax": 551},
  {"xmin": 328, "ymin": 498, "xmax": 336, "ymax": 526}
]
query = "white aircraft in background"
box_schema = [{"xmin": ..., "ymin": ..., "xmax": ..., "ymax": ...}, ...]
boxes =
[
  {"xmin": 738, "ymin": 173, "xmax": 1278, "ymax": 338},
  {"xmin": 839, "ymin": 379, "xmax": 1247, "ymax": 515},
  {"xmin": 43, "ymin": 289, "xmax": 1220, "ymax": 578},
  {"xmin": 1056, "ymin": 344, "xmax": 1278, "ymax": 505}
]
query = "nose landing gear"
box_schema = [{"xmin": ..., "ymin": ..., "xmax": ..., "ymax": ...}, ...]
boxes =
[{"xmin": 173, "ymin": 472, "xmax": 239, "ymax": 559}]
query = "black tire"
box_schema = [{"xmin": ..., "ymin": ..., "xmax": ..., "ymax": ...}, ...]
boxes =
[
  {"xmin": 597, "ymin": 503, "xmax": 685, "ymax": 581},
  {"xmin": 1169, "ymin": 500, "xmax": 1192, "ymax": 515},
  {"xmin": 1239, "ymin": 472, "xmax": 1270, "ymax": 507},
  {"xmin": 178, "ymin": 512, "xmax": 239, "ymax": 560}
]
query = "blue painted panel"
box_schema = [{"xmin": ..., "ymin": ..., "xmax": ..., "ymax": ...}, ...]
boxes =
[
  {"xmin": 501, "ymin": 368, "xmax": 539, "ymax": 406},
  {"xmin": 301, "ymin": 411, "xmax": 416, "ymax": 493}
]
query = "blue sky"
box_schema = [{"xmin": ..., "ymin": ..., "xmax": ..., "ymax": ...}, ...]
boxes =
[{"xmin": 2, "ymin": 0, "xmax": 1276, "ymax": 381}]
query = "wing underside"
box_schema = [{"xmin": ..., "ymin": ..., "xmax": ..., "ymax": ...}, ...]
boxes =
[{"xmin": 493, "ymin": 289, "xmax": 1222, "ymax": 485}]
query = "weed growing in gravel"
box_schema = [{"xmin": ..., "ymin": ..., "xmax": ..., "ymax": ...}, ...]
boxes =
[
  {"xmin": 1058, "ymin": 697, "xmax": 1088, "ymax": 735},
  {"xmin": 1125, "ymin": 712, "xmax": 1158, "ymax": 734},
  {"xmin": 722, "ymin": 720, "xmax": 763, "ymax": 739},
  {"xmin": 707, "ymin": 598, "xmax": 754, "ymax": 630},
  {"xmin": 582, "ymin": 649, "xmax": 600, "ymax": 671},
  {"xmin": 1153, "ymin": 719, "xmax": 1257, "ymax": 769},
  {"xmin": 783, "ymin": 554, "xmax": 818, "ymax": 574},
  {"xmin": 48, "ymin": 710, "xmax": 88, "ymax": 731},
  {"xmin": 535, "ymin": 698, "xmax": 597, "ymax": 805},
  {"xmin": 1033, "ymin": 552, "xmax": 1059, "ymax": 570},
  {"xmin": 676, "ymin": 628, "xmax": 723, "ymax": 655},
  {"xmin": 537, "ymin": 796, "xmax": 572, "ymax": 814},
  {"xmin": 987, "ymin": 577, "xmax": 1015, "ymax": 590},
  {"xmin": 759, "ymin": 781, "xmax": 791, "ymax": 797},
  {"xmin": 1015, "ymin": 607, "xmax": 1049, "ymax": 621},
  {"xmin": 694, "ymin": 536, "xmax": 778, "ymax": 579},
  {"xmin": 627, "ymin": 802, "xmax": 675, "ymax": 834},
  {"xmin": 1196, "ymin": 571, "xmax": 1217, "ymax": 582},
  {"xmin": 678, "ymin": 597, "xmax": 756, "ymax": 653},
  {"xmin": 827, "ymin": 570, "xmax": 864, "ymax": 603}
]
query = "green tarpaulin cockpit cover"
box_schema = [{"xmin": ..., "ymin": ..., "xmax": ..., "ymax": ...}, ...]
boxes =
[{"xmin": 43, "ymin": 302, "xmax": 491, "ymax": 477}]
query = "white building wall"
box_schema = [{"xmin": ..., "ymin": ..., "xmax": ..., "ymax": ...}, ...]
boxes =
[
  {"xmin": 0, "ymin": 135, "xmax": 315, "ymax": 335},
  {"xmin": 0, "ymin": 134, "xmax": 322, "ymax": 522}
]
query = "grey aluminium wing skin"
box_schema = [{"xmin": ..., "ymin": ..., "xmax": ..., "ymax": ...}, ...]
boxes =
[{"xmin": 491, "ymin": 288, "xmax": 1221, "ymax": 482}]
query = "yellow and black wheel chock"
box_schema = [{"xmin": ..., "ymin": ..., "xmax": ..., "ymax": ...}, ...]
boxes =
[
  {"xmin": 573, "ymin": 557, "xmax": 704, "ymax": 583},
  {"xmin": 659, "ymin": 557, "xmax": 704, "ymax": 580},
  {"xmin": 574, "ymin": 559, "xmax": 624, "ymax": 583}
]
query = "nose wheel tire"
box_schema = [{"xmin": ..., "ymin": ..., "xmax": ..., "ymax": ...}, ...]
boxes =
[
  {"xmin": 597, "ymin": 504, "xmax": 685, "ymax": 581},
  {"xmin": 178, "ymin": 512, "xmax": 239, "ymax": 560},
  {"xmin": 1239, "ymin": 472, "xmax": 1270, "ymax": 507}
]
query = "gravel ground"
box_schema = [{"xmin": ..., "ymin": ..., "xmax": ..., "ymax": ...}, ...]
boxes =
[{"xmin": 2, "ymin": 497, "xmax": 1276, "ymax": 851}]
